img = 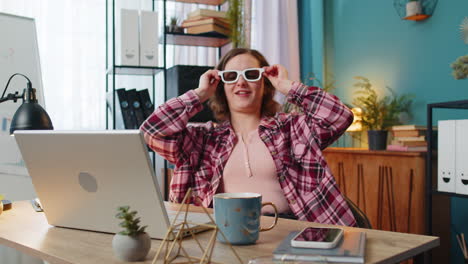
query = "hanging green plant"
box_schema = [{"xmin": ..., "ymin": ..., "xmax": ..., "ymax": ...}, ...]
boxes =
[
  {"xmin": 451, "ymin": 55, "xmax": 468, "ymax": 80},
  {"xmin": 227, "ymin": 0, "xmax": 245, "ymax": 48}
]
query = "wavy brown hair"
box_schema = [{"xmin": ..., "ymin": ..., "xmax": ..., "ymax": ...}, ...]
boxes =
[{"xmin": 208, "ymin": 48, "xmax": 280, "ymax": 122}]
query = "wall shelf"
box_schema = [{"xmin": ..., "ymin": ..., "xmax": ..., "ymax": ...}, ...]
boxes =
[
  {"xmin": 107, "ymin": 66, "xmax": 165, "ymax": 76},
  {"xmin": 165, "ymin": 32, "xmax": 230, "ymax": 47},
  {"xmin": 432, "ymin": 190, "xmax": 468, "ymax": 199},
  {"xmin": 169, "ymin": 0, "xmax": 225, "ymax": 5}
]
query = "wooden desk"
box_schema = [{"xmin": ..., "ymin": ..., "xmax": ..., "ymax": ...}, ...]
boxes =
[{"xmin": 0, "ymin": 201, "xmax": 439, "ymax": 264}]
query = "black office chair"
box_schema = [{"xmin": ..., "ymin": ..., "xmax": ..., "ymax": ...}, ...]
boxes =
[{"xmin": 344, "ymin": 196, "xmax": 372, "ymax": 229}]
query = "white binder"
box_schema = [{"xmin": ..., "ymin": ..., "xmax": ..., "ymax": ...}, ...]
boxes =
[
  {"xmin": 116, "ymin": 9, "xmax": 139, "ymax": 66},
  {"xmin": 438, "ymin": 120, "xmax": 456, "ymax": 193},
  {"xmin": 139, "ymin": 10, "xmax": 158, "ymax": 67},
  {"xmin": 455, "ymin": 119, "xmax": 468, "ymax": 195}
]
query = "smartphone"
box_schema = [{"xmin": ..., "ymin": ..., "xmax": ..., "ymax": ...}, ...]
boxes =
[{"xmin": 290, "ymin": 227, "xmax": 344, "ymax": 249}]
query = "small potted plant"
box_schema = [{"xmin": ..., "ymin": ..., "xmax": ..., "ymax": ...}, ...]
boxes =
[
  {"xmin": 112, "ymin": 206, "xmax": 151, "ymax": 262},
  {"xmin": 167, "ymin": 16, "xmax": 183, "ymax": 33},
  {"xmin": 352, "ymin": 76, "xmax": 413, "ymax": 150},
  {"xmin": 406, "ymin": 0, "xmax": 423, "ymax": 17}
]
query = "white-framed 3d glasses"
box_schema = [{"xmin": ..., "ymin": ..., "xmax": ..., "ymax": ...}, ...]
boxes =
[{"xmin": 218, "ymin": 68, "xmax": 265, "ymax": 84}]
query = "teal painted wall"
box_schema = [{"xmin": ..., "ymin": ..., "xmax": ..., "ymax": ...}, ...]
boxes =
[
  {"xmin": 298, "ymin": 0, "xmax": 324, "ymax": 84},
  {"xmin": 299, "ymin": 1, "xmax": 468, "ymax": 263},
  {"xmin": 322, "ymin": 1, "xmax": 467, "ymax": 123}
]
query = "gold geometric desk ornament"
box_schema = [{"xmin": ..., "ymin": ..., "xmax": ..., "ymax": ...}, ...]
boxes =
[{"xmin": 152, "ymin": 188, "xmax": 242, "ymax": 264}]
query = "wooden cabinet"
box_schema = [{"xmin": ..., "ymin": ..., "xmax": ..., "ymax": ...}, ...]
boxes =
[{"xmin": 323, "ymin": 147, "xmax": 426, "ymax": 234}]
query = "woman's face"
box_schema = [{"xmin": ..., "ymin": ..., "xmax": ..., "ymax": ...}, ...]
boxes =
[{"xmin": 222, "ymin": 54, "xmax": 265, "ymax": 117}]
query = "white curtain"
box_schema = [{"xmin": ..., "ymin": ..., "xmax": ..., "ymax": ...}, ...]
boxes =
[
  {"xmin": 250, "ymin": 0, "xmax": 301, "ymax": 104},
  {"xmin": 0, "ymin": 1, "xmax": 104, "ymax": 263},
  {"xmin": 0, "ymin": 0, "xmax": 106, "ymax": 130}
]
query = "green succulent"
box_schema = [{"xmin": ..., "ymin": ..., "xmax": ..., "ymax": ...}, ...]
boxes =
[
  {"xmin": 115, "ymin": 206, "xmax": 147, "ymax": 236},
  {"xmin": 352, "ymin": 76, "xmax": 414, "ymax": 130}
]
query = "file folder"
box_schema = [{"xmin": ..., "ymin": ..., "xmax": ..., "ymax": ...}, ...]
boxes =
[
  {"xmin": 438, "ymin": 120, "xmax": 456, "ymax": 193},
  {"xmin": 455, "ymin": 119, "xmax": 468, "ymax": 195}
]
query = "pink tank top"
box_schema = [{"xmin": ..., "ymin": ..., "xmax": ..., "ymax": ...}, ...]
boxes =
[{"xmin": 222, "ymin": 129, "xmax": 290, "ymax": 214}]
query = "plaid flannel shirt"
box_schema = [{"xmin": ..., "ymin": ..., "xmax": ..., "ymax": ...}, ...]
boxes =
[{"xmin": 141, "ymin": 82, "xmax": 357, "ymax": 226}]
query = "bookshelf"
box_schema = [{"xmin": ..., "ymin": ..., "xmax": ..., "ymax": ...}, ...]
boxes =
[
  {"xmin": 425, "ymin": 99, "xmax": 468, "ymax": 263},
  {"xmin": 105, "ymin": 0, "xmax": 230, "ymax": 199}
]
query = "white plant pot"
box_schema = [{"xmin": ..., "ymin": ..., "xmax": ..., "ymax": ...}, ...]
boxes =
[
  {"xmin": 112, "ymin": 233, "xmax": 151, "ymax": 262},
  {"xmin": 406, "ymin": 1, "xmax": 422, "ymax": 17}
]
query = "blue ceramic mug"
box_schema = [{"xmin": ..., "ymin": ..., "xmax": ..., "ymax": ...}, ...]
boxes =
[{"xmin": 213, "ymin": 193, "xmax": 278, "ymax": 245}]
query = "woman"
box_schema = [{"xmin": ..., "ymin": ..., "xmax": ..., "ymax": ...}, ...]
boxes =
[{"xmin": 140, "ymin": 48, "xmax": 356, "ymax": 226}]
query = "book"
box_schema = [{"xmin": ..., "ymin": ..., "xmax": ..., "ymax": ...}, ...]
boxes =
[
  {"xmin": 393, "ymin": 135, "xmax": 426, "ymax": 141},
  {"xmin": 391, "ymin": 125, "xmax": 427, "ymax": 131},
  {"xmin": 392, "ymin": 129, "xmax": 426, "ymax": 137},
  {"xmin": 391, "ymin": 139, "xmax": 427, "ymax": 147},
  {"xmin": 187, "ymin": 9, "xmax": 227, "ymax": 19},
  {"xmin": 273, "ymin": 231, "xmax": 366, "ymax": 263},
  {"xmin": 186, "ymin": 23, "xmax": 230, "ymax": 37},
  {"xmin": 387, "ymin": 144, "xmax": 427, "ymax": 152},
  {"xmin": 181, "ymin": 17, "xmax": 230, "ymax": 29}
]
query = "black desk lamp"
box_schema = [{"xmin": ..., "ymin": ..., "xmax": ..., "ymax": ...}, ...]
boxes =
[{"xmin": 0, "ymin": 73, "xmax": 53, "ymax": 134}]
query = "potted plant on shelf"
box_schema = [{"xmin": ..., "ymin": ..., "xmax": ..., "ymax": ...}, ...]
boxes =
[
  {"xmin": 352, "ymin": 76, "xmax": 414, "ymax": 150},
  {"xmin": 405, "ymin": 0, "xmax": 423, "ymax": 17},
  {"xmin": 167, "ymin": 16, "xmax": 183, "ymax": 33},
  {"xmin": 112, "ymin": 206, "xmax": 151, "ymax": 262}
]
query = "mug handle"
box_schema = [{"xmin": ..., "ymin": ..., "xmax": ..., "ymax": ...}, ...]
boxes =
[{"xmin": 260, "ymin": 202, "xmax": 278, "ymax": 232}]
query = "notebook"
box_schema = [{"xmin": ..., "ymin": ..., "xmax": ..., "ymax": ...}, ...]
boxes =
[
  {"xmin": 273, "ymin": 230, "xmax": 366, "ymax": 263},
  {"xmin": 14, "ymin": 130, "xmax": 212, "ymax": 239}
]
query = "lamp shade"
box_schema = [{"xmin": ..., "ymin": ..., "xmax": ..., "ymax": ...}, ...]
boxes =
[{"xmin": 10, "ymin": 101, "xmax": 53, "ymax": 134}]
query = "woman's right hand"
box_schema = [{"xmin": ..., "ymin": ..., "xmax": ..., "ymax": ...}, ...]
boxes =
[{"xmin": 194, "ymin": 69, "xmax": 220, "ymax": 102}]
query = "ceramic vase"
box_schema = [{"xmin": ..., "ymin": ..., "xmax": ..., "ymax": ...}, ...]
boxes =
[{"xmin": 112, "ymin": 232, "xmax": 151, "ymax": 262}]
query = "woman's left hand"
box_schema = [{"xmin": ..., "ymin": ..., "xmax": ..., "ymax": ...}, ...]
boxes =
[{"xmin": 263, "ymin": 64, "xmax": 294, "ymax": 95}]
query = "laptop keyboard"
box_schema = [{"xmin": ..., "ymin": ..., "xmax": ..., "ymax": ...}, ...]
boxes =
[{"xmin": 167, "ymin": 211, "xmax": 214, "ymax": 225}]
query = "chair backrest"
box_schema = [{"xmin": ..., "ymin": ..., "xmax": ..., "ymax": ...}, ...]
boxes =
[{"xmin": 344, "ymin": 196, "xmax": 372, "ymax": 229}]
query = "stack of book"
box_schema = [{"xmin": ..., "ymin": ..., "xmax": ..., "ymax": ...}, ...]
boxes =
[
  {"xmin": 181, "ymin": 9, "xmax": 230, "ymax": 37},
  {"xmin": 387, "ymin": 125, "xmax": 427, "ymax": 151}
]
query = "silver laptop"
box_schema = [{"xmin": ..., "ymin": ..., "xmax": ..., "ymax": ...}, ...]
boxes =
[{"xmin": 14, "ymin": 130, "xmax": 211, "ymax": 239}]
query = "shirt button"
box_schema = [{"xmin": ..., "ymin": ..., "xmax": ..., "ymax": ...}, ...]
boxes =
[{"xmin": 290, "ymin": 199, "xmax": 296, "ymax": 204}]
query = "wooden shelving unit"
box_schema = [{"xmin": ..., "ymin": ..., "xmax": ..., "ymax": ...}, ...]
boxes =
[{"xmin": 165, "ymin": 32, "xmax": 229, "ymax": 47}]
